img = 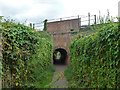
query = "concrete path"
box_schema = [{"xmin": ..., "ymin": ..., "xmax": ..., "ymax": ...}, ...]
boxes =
[{"xmin": 51, "ymin": 64, "xmax": 68, "ymax": 88}]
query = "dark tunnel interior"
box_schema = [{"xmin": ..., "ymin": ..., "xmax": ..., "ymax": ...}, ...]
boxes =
[{"xmin": 53, "ymin": 48, "xmax": 67, "ymax": 64}]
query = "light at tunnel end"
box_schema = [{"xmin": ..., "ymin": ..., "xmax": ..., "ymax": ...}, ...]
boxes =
[{"xmin": 53, "ymin": 48, "xmax": 67, "ymax": 64}]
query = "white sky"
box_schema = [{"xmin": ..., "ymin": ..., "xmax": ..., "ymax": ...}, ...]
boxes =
[{"xmin": 0, "ymin": 0, "xmax": 120, "ymax": 26}]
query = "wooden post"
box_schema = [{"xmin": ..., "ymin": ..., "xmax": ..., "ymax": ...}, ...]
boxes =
[
  {"xmin": 30, "ymin": 23, "xmax": 32, "ymax": 28},
  {"xmin": 118, "ymin": 1, "xmax": 120, "ymax": 18},
  {"xmin": 79, "ymin": 18, "xmax": 81, "ymax": 29},
  {"xmin": 60, "ymin": 18, "xmax": 62, "ymax": 21},
  {"xmin": 33, "ymin": 24, "xmax": 35, "ymax": 29},
  {"xmin": 94, "ymin": 15, "xmax": 96, "ymax": 24},
  {"xmin": 88, "ymin": 12, "xmax": 90, "ymax": 25},
  {"xmin": 78, "ymin": 15, "xmax": 81, "ymax": 30},
  {"xmin": 78, "ymin": 15, "xmax": 80, "ymax": 30},
  {"xmin": 118, "ymin": 1, "xmax": 120, "ymax": 31}
]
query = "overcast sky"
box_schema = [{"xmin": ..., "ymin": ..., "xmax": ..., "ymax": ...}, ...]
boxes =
[{"xmin": 0, "ymin": 0, "xmax": 120, "ymax": 25}]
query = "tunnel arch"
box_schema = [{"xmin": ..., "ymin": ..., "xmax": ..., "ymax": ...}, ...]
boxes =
[{"xmin": 53, "ymin": 48, "xmax": 68, "ymax": 64}]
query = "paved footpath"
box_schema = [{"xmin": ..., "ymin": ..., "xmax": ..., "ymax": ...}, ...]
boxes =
[{"xmin": 51, "ymin": 64, "xmax": 68, "ymax": 88}]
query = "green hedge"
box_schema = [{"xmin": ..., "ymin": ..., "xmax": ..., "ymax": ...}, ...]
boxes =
[
  {"xmin": 1, "ymin": 19, "xmax": 54, "ymax": 88},
  {"xmin": 66, "ymin": 22, "xmax": 120, "ymax": 88}
]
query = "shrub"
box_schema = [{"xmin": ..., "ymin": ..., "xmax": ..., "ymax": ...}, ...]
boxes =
[
  {"xmin": 1, "ymin": 18, "xmax": 54, "ymax": 88},
  {"xmin": 65, "ymin": 22, "xmax": 120, "ymax": 88}
]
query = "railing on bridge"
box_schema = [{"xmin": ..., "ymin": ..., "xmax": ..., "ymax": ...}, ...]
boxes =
[
  {"xmin": 30, "ymin": 12, "xmax": 117, "ymax": 31},
  {"xmin": 31, "ymin": 13, "xmax": 97, "ymax": 31}
]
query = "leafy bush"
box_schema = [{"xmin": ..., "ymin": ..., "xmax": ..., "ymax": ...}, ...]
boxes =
[
  {"xmin": 65, "ymin": 22, "xmax": 120, "ymax": 88},
  {"xmin": 1, "ymin": 18, "xmax": 54, "ymax": 88},
  {"xmin": 71, "ymin": 10, "xmax": 116, "ymax": 41},
  {"xmin": 70, "ymin": 28, "xmax": 74, "ymax": 31}
]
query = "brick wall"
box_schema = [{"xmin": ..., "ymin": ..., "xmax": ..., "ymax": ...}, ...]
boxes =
[
  {"xmin": 53, "ymin": 33, "xmax": 71, "ymax": 53},
  {"xmin": 47, "ymin": 18, "xmax": 79, "ymax": 32},
  {"xmin": 47, "ymin": 19, "xmax": 79, "ymax": 65},
  {"xmin": 52, "ymin": 33, "xmax": 71, "ymax": 65}
]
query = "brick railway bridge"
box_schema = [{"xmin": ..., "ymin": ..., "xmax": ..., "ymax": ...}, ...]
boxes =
[
  {"xmin": 31, "ymin": 14, "xmax": 96, "ymax": 64},
  {"xmin": 33, "ymin": 13, "xmax": 97, "ymax": 65},
  {"xmin": 47, "ymin": 18, "xmax": 85, "ymax": 65},
  {"xmin": 33, "ymin": 12, "xmax": 117, "ymax": 65},
  {"xmin": 47, "ymin": 19, "xmax": 118, "ymax": 65}
]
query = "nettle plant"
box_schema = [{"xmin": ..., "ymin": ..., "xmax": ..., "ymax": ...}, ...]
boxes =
[
  {"xmin": 66, "ymin": 18, "xmax": 120, "ymax": 88},
  {"xmin": 2, "ymin": 20, "xmax": 34, "ymax": 87},
  {"xmin": 89, "ymin": 10, "xmax": 116, "ymax": 32},
  {"xmin": 1, "ymin": 17, "xmax": 53, "ymax": 88}
]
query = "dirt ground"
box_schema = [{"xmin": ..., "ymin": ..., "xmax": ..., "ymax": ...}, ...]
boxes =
[{"xmin": 51, "ymin": 64, "xmax": 68, "ymax": 88}]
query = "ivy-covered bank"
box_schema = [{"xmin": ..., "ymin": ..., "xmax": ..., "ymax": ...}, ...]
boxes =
[
  {"xmin": 1, "ymin": 18, "xmax": 54, "ymax": 88},
  {"xmin": 65, "ymin": 22, "xmax": 120, "ymax": 88}
]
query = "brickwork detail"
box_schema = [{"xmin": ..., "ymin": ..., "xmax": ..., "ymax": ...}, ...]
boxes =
[
  {"xmin": 47, "ymin": 19, "xmax": 76, "ymax": 65},
  {"xmin": 52, "ymin": 33, "xmax": 71, "ymax": 53},
  {"xmin": 47, "ymin": 19, "xmax": 79, "ymax": 32}
]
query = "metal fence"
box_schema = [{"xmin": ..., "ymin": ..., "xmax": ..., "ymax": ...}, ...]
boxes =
[
  {"xmin": 30, "ymin": 12, "xmax": 118, "ymax": 31},
  {"xmin": 33, "ymin": 13, "xmax": 96, "ymax": 31}
]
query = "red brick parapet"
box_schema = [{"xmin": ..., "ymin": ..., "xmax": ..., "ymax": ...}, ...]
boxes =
[{"xmin": 47, "ymin": 18, "xmax": 79, "ymax": 32}]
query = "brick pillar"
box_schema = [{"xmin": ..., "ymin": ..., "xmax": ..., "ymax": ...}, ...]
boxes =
[{"xmin": 66, "ymin": 55, "xmax": 70, "ymax": 65}]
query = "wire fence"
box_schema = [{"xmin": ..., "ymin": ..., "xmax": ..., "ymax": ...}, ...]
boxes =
[
  {"xmin": 30, "ymin": 13, "xmax": 118, "ymax": 31},
  {"xmin": 1, "ymin": 13, "xmax": 118, "ymax": 31},
  {"xmin": 33, "ymin": 13, "xmax": 96, "ymax": 31}
]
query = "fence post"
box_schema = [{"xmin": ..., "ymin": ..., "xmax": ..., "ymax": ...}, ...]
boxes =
[
  {"xmin": 94, "ymin": 15, "xmax": 96, "ymax": 25},
  {"xmin": 78, "ymin": 15, "xmax": 81, "ymax": 30},
  {"xmin": 33, "ymin": 24, "xmax": 35, "ymax": 29},
  {"xmin": 30, "ymin": 23, "xmax": 32, "ymax": 28},
  {"xmin": 118, "ymin": 1, "xmax": 120, "ymax": 17},
  {"xmin": 118, "ymin": 1, "xmax": 120, "ymax": 31},
  {"xmin": 79, "ymin": 18, "xmax": 81, "ymax": 29},
  {"xmin": 78, "ymin": 15, "xmax": 80, "ymax": 30},
  {"xmin": 60, "ymin": 18, "xmax": 62, "ymax": 21},
  {"xmin": 88, "ymin": 12, "xmax": 90, "ymax": 25},
  {"xmin": 78, "ymin": 15, "xmax": 80, "ymax": 29}
]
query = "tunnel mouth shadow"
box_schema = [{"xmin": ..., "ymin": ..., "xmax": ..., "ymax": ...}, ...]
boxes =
[{"xmin": 53, "ymin": 48, "xmax": 67, "ymax": 65}]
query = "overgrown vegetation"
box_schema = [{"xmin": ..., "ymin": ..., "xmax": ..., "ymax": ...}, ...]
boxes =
[
  {"xmin": 71, "ymin": 11, "xmax": 116, "ymax": 41},
  {"xmin": 65, "ymin": 20, "xmax": 120, "ymax": 88},
  {"xmin": 1, "ymin": 17, "xmax": 54, "ymax": 88},
  {"xmin": 0, "ymin": 17, "xmax": 2, "ymax": 89}
]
